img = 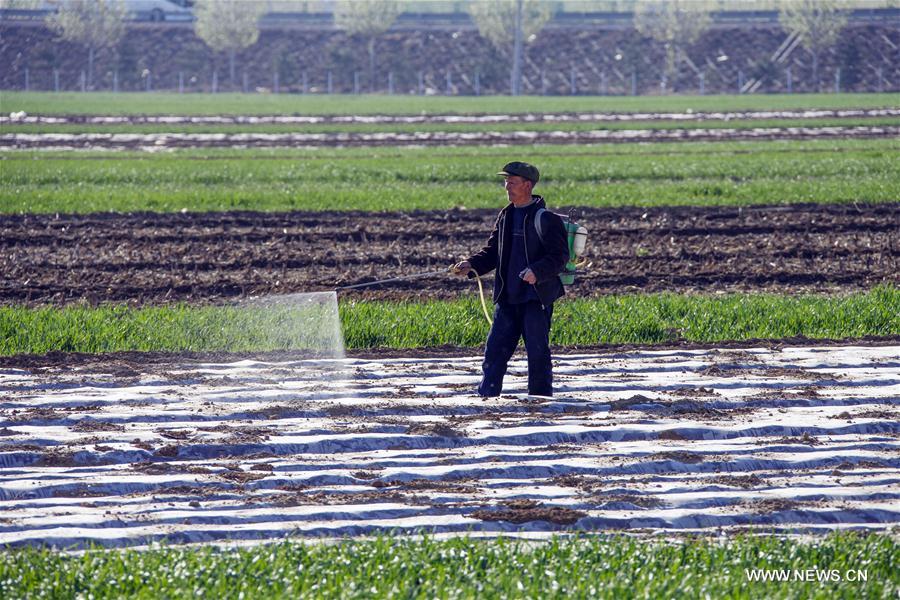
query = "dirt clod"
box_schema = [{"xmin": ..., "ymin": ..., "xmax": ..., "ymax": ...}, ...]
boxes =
[{"xmin": 471, "ymin": 506, "xmax": 588, "ymax": 525}]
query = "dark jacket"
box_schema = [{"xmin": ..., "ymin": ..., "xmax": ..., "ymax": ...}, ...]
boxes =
[{"xmin": 467, "ymin": 196, "xmax": 569, "ymax": 307}]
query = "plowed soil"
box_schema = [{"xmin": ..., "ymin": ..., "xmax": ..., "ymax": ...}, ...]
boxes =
[{"xmin": 2, "ymin": 203, "xmax": 898, "ymax": 306}]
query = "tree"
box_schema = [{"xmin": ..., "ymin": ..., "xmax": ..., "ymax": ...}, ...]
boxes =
[
  {"xmin": 45, "ymin": 0, "xmax": 127, "ymax": 89},
  {"xmin": 633, "ymin": 0, "xmax": 711, "ymax": 92},
  {"xmin": 469, "ymin": 0, "xmax": 552, "ymax": 96},
  {"xmin": 194, "ymin": 0, "xmax": 266, "ymax": 89},
  {"xmin": 333, "ymin": 0, "xmax": 402, "ymax": 92},
  {"xmin": 779, "ymin": 0, "xmax": 848, "ymax": 91}
]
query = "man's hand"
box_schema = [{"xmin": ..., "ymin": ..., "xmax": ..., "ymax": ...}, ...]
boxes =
[
  {"xmin": 519, "ymin": 268, "xmax": 536, "ymax": 284},
  {"xmin": 451, "ymin": 261, "xmax": 472, "ymax": 276}
]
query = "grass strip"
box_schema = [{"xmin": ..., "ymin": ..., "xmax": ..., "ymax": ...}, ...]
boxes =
[
  {"xmin": 5, "ymin": 176, "xmax": 898, "ymax": 213},
  {"xmin": 3, "ymin": 140, "xmax": 897, "ymax": 213},
  {"xmin": 1, "ymin": 288, "xmax": 897, "ymax": 355},
  {"xmin": 346, "ymin": 287, "xmax": 900, "ymax": 349},
  {"xmin": 4, "ymin": 116, "xmax": 898, "ymax": 134},
  {"xmin": 1, "ymin": 532, "xmax": 896, "ymax": 599},
  {"xmin": 3, "ymin": 91, "xmax": 899, "ymax": 115}
]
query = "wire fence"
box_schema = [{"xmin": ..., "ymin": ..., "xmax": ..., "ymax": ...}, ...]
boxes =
[{"xmin": 13, "ymin": 61, "xmax": 895, "ymax": 96}]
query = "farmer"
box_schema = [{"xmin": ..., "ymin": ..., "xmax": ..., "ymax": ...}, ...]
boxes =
[{"xmin": 452, "ymin": 161, "xmax": 569, "ymax": 398}]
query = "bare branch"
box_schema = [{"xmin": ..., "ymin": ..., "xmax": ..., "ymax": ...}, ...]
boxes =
[
  {"xmin": 779, "ymin": 0, "xmax": 848, "ymax": 54},
  {"xmin": 333, "ymin": 0, "xmax": 403, "ymax": 92},
  {"xmin": 45, "ymin": 0, "xmax": 127, "ymax": 51},
  {"xmin": 634, "ymin": 0, "xmax": 712, "ymax": 85},
  {"xmin": 779, "ymin": 0, "xmax": 848, "ymax": 90},
  {"xmin": 194, "ymin": 0, "xmax": 266, "ymax": 55},
  {"xmin": 468, "ymin": 0, "xmax": 552, "ymax": 51},
  {"xmin": 333, "ymin": 0, "xmax": 402, "ymax": 38}
]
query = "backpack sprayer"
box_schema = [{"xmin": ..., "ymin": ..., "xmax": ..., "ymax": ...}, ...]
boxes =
[
  {"xmin": 535, "ymin": 209, "xmax": 588, "ymax": 285},
  {"xmin": 335, "ymin": 217, "xmax": 588, "ymax": 325}
]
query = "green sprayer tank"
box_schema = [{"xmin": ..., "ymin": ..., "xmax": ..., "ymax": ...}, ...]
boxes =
[{"xmin": 561, "ymin": 221, "xmax": 588, "ymax": 285}]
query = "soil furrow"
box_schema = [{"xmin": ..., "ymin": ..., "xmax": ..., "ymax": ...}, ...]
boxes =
[
  {"xmin": 2, "ymin": 205, "xmax": 896, "ymax": 242},
  {"xmin": 3, "ymin": 221, "xmax": 897, "ymax": 249},
  {"xmin": 8, "ymin": 245, "xmax": 895, "ymax": 276}
]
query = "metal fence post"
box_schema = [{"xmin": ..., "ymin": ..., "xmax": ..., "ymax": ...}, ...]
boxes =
[
  {"xmin": 388, "ymin": 71, "xmax": 394, "ymax": 94},
  {"xmin": 699, "ymin": 72, "xmax": 705, "ymax": 95},
  {"xmin": 146, "ymin": 72, "xmax": 151, "ymax": 92},
  {"xmin": 212, "ymin": 70, "xmax": 218, "ymax": 93},
  {"xmin": 54, "ymin": 69, "xmax": 60, "ymax": 92},
  {"xmin": 327, "ymin": 71, "xmax": 333, "ymax": 94},
  {"xmin": 474, "ymin": 71, "xmax": 480, "ymax": 96},
  {"xmin": 418, "ymin": 71, "xmax": 423, "ymax": 95},
  {"xmin": 302, "ymin": 71, "xmax": 308, "ymax": 94},
  {"xmin": 80, "ymin": 70, "xmax": 86, "ymax": 92},
  {"xmin": 601, "ymin": 71, "xmax": 607, "ymax": 95},
  {"xmin": 631, "ymin": 71, "xmax": 637, "ymax": 96},
  {"xmin": 353, "ymin": 71, "xmax": 359, "ymax": 94},
  {"xmin": 179, "ymin": 72, "xmax": 184, "ymax": 93},
  {"xmin": 738, "ymin": 69, "xmax": 744, "ymax": 93},
  {"xmin": 877, "ymin": 67, "xmax": 884, "ymax": 93},
  {"xmin": 834, "ymin": 68, "xmax": 840, "ymax": 93},
  {"xmin": 113, "ymin": 70, "xmax": 118, "ymax": 93},
  {"xmin": 243, "ymin": 71, "xmax": 248, "ymax": 93},
  {"xmin": 274, "ymin": 71, "xmax": 279, "ymax": 94},
  {"xmin": 786, "ymin": 67, "xmax": 792, "ymax": 93},
  {"xmin": 446, "ymin": 71, "xmax": 452, "ymax": 95},
  {"xmin": 541, "ymin": 69, "xmax": 547, "ymax": 96}
]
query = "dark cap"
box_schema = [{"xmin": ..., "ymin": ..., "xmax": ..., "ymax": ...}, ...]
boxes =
[{"xmin": 497, "ymin": 161, "xmax": 539, "ymax": 185}]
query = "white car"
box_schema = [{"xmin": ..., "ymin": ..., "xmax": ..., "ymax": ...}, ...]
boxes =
[
  {"xmin": 36, "ymin": 0, "xmax": 194, "ymax": 22},
  {"xmin": 122, "ymin": 0, "xmax": 193, "ymax": 22}
]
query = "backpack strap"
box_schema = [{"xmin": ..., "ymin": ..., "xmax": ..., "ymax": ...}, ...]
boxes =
[
  {"xmin": 534, "ymin": 208, "xmax": 547, "ymax": 244},
  {"xmin": 535, "ymin": 208, "xmax": 567, "ymax": 245}
]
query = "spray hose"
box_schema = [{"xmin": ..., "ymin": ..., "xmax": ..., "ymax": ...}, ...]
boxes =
[{"xmin": 468, "ymin": 269, "xmax": 494, "ymax": 326}]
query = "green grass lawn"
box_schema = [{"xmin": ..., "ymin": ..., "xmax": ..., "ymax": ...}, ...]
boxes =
[
  {"xmin": 2, "ymin": 288, "xmax": 896, "ymax": 355},
  {"xmin": 3, "ymin": 139, "xmax": 898, "ymax": 213},
  {"xmin": 2, "ymin": 532, "xmax": 896, "ymax": 599},
  {"xmin": 4, "ymin": 116, "xmax": 898, "ymax": 134},
  {"xmin": 2, "ymin": 91, "xmax": 899, "ymax": 116}
]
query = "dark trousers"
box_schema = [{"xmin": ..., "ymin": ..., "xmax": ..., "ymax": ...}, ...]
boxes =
[{"xmin": 478, "ymin": 300, "xmax": 554, "ymax": 397}]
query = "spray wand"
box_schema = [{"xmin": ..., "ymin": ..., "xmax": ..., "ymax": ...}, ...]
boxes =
[
  {"xmin": 335, "ymin": 267, "xmax": 494, "ymax": 325},
  {"xmin": 335, "ymin": 269, "xmax": 450, "ymax": 291}
]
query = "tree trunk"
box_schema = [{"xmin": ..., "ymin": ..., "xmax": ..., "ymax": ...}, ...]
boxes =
[
  {"xmin": 510, "ymin": 0, "xmax": 524, "ymax": 96},
  {"xmin": 87, "ymin": 45, "xmax": 94, "ymax": 89},
  {"xmin": 665, "ymin": 44, "xmax": 677, "ymax": 93},
  {"xmin": 812, "ymin": 49, "xmax": 820, "ymax": 92},
  {"xmin": 368, "ymin": 37, "xmax": 376, "ymax": 93},
  {"xmin": 229, "ymin": 48, "xmax": 236, "ymax": 89}
]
